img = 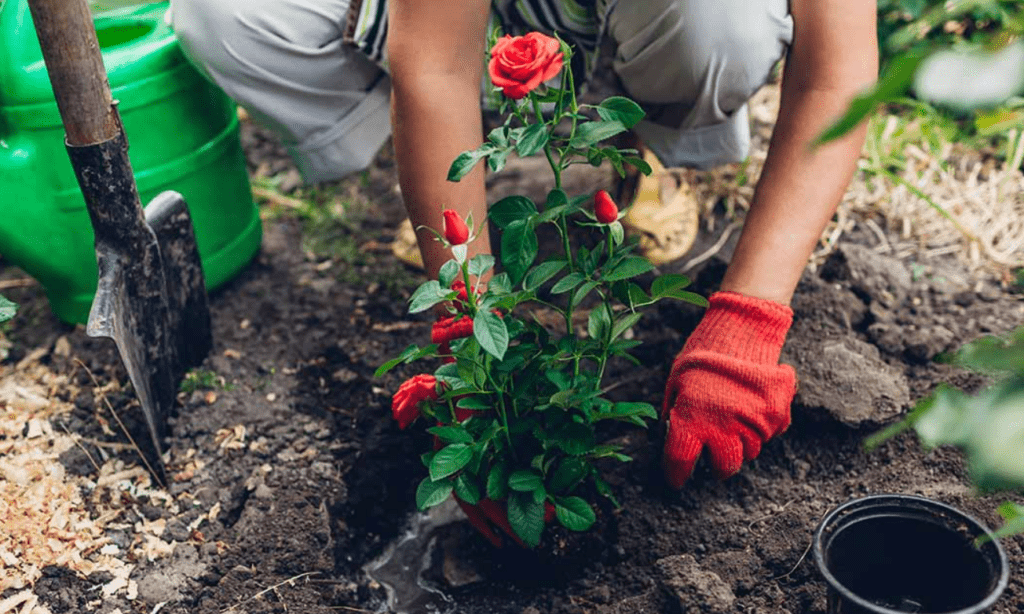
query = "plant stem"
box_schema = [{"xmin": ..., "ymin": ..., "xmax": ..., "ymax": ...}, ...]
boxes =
[{"xmin": 461, "ymin": 261, "xmax": 476, "ymax": 315}]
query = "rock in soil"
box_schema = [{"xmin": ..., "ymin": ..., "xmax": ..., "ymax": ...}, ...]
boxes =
[
  {"xmin": 790, "ymin": 337, "xmax": 910, "ymax": 426},
  {"xmin": 655, "ymin": 554, "xmax": 736, "ymax": 613}
]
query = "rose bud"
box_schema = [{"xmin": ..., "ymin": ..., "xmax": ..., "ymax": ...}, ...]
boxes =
[
  {"xmin": 594, "ymin": 190, "xmax": 619, "ymax": 224},
  {"xmin": 488, "ymin": 32, "xmax": 564, "ymax": 99},
  {"xmin": 443, "ymin": 209, "xmax": 470, "ymax": 245}
]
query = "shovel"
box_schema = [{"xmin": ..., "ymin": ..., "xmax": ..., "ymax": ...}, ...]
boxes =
[{"xmin": 26, "ymin": 0, "xmax": 213, "ymax": 482}]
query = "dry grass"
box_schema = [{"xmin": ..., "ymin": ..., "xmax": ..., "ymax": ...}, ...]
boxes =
[{"xmin": 676, "ymin": 84, "xmax": 1024, "ymax": 278}]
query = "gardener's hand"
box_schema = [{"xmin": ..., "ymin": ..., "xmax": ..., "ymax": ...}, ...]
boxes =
[{"xmin": 662, "ymin": 291, "xmax": 796, "ymax": 487}]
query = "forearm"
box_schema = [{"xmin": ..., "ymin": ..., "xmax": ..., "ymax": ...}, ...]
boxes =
[
  {"xmin": 391, "ymin": 80, "xmax": 490, "ymax": 277},
  {"xmin": 720, "ymin": 0, "xmax": 877, "ymax": 305},
  {"xmin": 720, "ymin": 84, "xmax": 869, "ymax": 304},
  {"xmin": 387, "ymin": 0, "xmax": 491, "ymax": 279}
]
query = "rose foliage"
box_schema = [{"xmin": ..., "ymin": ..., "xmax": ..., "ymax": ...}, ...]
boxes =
[{"xmin": 378, "ymin": 32, "xmax": 707, "ymax": 547}]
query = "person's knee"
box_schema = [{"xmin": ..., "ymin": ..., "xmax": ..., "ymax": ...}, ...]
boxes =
[
  {"xmin": 169, "ymin": 0, "xmax": 252, "ymax": 79},
  {"xmin": 171, "ymin": 0, "xmax": 326, "ymax": 81},
  {"xmin": 613, "ymin": 0, "xmax": 790, "ymax": 115},
  {"xmin": 680, "ymin": 10, "xmax": 789, "ymax": 115}
]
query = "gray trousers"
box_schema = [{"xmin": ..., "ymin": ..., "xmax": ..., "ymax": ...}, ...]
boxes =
[{"xmin": 168, "ymin": 0, "xmax": 792, "ymax": 184}]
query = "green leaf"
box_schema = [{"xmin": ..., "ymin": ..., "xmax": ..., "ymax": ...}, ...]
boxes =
[
  {"xmin": 487, "ymin": 126, "xmax": 509, "ymax": 147},
  {"xmin": 430, "ymin": 444, "xmax": 473, "ymax": 481},
  {"xmin": 500, "ymin": 219, "xmax": 539, "ymax": 285},
  {"xmin": 551, "ymin": 272, "xmax": 586, "ymax": 294},
  {"xmin": 660, "ymin": 289, "xmax": 710, "ymax": 307},
  {"xmin": 549, "ymin": 389, "xmax": 575, "ymax": 407},
  {"xmin": 610, "ymin": 312, "xmax": 643, "ymax": 341},
  {"xmin": 375, "ymin": 344, "xmax": 438, "ymax": 377},
  {"xmin": 816, "ymin": 51, "xmax": 927, "ymax": 145},
  {"xmin": 553, "ymin": 422, "xmax": 595, "ymax": 455},
  {"xmin": 489, "ymin": 195, "xmax": 537, "ymax": 229},
  {"xmin": 571, "ymin": 281, "xmax": 599, "ymax": 306},
  {"xmin": 0, "ymin": 296, "xmax": 16, "ymax": 323},
  {"xmin": 651, "ymin": 274, "xmax": 691, "ymax": 297},
  {"xmin": 981, "ymin": 502, "xmax": 1024, "ymax": 543},
  {"xmin": 438, "ymin": 260, "xmax": 461, "ymax": 289},
  {"xmin": 488, "ymin": 147, "xmax": 511, "ymax": 173},
  {"xmin": 548, "ymin": 458, "xmax": 588, "ymax": 493},
  {"xmin": 489, "ymin": 272, "xmax": 513, "ymax": 295},
  {"xmin": 448, "ymin": 144, "xmax": 497, "ymax": 181},
  {"xmin": 545, "ymin": 189, "xmax": 568, "ymax": 210},
  {"xmin": 555, "ymin": 496, "xmax": 596, "ymax": 531},
  {"xmin": 428, "ymin": 426, "xmax": 474, "ymax": 444},
  {"xmin": 508, "ymin": 470, "xmax": 544, "ymax": 492},
  {"xmin": 569, "ymin": 120, "xmax": 627, "ymax": 149},
  {"xmin": 623, "ymin": 155, "xmax": 653, "ymax": 176},
  {"xmin": 524, "ymin": 261, "xmax": 567, "ymax": 291},
  {"xmin": 596, "ymin": 96, "xmax": 645, "ymax": 129},
  {"xmin": 603, "ymin": 256, "xmax": 655, "ymax": 282},
  {"xmin": 603, "ymin": 402, "xmax": 658, "ymax": 423},
  {"xmin": 469, "ymin": 254, "xmax": 496, "ymax": 277},
  {"xmin": 507, "ymin": 492, "xmax": 545, "ymax": 547},
  {"xmin": 516, "ymin": 123, "xmax": 550, "ymax": 157},
  {"xmin": 456, "ymin": 396, "xmax": 492, "ymax": 410},
  {"xmin": 588, "ymin": 306, "xmax": 612, "ymax": 341},
  {"xmin": 487, "ymin": 462, "xmax": 510, "ymax": 500},
  {"xmin": 913, "ymin": 384, "xmax": 974, "ymax": 449},
  {"xmin": 626, "ymin": 283, "xmax": 652, "ymax": 309},
  {"xmin": 454, "ymin": 473, "xmax": 482, "ymax": 505},
  {"xmin": 952, "ymin": 329, "xmax": 1024, "ymax": 374},
  {"xmin": 594, "ymin": 476, "xmax": 619, "ymax": 507},
  {"xmin": 409, "ymin": 280, "xmax": 450, "ymax": 314},
  {"xmin": 474, "ymin": 310, "xmax": 509, "ymax": 360},
  {"xmin": 416, "ymin": 477, "xmax": 454, "ymax": 510},
  {"xmin": 609, "ymin": 221, "xmax": 624, "ymax": 246}
]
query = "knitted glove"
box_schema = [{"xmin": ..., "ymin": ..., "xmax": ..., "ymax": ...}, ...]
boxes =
[{"xmin": 662, "ymin": 291, "xmax": 796, "ymax": 487}]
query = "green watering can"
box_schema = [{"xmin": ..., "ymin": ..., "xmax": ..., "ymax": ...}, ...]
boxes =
[{"xmin": 0, "ymin": 0, "xmax": 262, "ymax": 324}]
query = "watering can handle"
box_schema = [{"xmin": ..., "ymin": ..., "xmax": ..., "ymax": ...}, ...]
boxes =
[{"xmin": 25, "ymin": 0, "xmax": 120, "ymax": 146}]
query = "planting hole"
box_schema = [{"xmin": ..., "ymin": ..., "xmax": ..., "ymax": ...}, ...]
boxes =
[{"xmin": 826, "ymin": 515, "xmax": 994, "ymax": 612}]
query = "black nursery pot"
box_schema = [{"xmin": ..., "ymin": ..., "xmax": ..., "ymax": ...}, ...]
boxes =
[{"xmin": 813, "ymin": 495, "xmax": 1009, "ymax": 614}]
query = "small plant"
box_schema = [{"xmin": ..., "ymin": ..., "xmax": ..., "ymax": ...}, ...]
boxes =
[
  {"xmin": 377, "ymin": 32, "xmax": 706, "ymax": 547},
  {"xmin": 179, "ymin": 368, "xmax": 222, "ymax": 394}
]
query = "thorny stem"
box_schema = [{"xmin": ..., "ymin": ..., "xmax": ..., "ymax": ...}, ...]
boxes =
[
  {"xmin": 461, "ymin": 260, "xmax": 476, "ymax": 315},
  {"xmin": 532, "ymin": 96, "xmax": 562, "ymax": 190},
  {"xmin": 486, "ymin": 366, "xmax": 516, "ymax": 455}
]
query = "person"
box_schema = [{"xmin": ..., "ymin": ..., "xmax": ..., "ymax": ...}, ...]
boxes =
[{"xmin": 168, "ymin": 0, "xmax": 878, "ymax": 486}]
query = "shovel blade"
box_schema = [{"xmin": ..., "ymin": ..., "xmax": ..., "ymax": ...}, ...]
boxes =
[
  {"xmin": 73, "ymin": 132, "xmax": 211, "ymax": 480},
  {"xmin": 144, "ymin": 191, "xmax": 212, "ymax": 381}
]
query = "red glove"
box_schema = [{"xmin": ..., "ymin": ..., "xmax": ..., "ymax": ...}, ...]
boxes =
[
  {"xmin": 662, "ymin": 291, "xmax": 796, "ymax": 487},
  {"xmin": 455, "ymin": 496, "xmax": 556, "ymax": 548}
]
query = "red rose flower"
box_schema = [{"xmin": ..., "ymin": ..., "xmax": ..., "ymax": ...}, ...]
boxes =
[
  {"xmin": 594, "ymin": 190, "xmax": 619, "ymax": 224},
  {"xmin": 391, "ymin": 374, "xmax": 440, "ymax": 429},
  {"xmin": 488, "ymin": 33, "xmax": 564, "ymax": 99},
  {"xmin": 443, "ymin": 210, "xmax": 470, "ymax": 245}
]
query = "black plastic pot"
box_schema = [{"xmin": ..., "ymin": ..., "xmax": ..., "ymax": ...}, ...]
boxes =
[{"xmin": 813, "ymin": 494, "xmax": 1009, "ymax": 614}]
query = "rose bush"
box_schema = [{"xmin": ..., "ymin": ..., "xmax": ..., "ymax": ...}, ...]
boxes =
[{"xmin": 380, "ymin": 32, "xmax": 707, "ymax": 547}]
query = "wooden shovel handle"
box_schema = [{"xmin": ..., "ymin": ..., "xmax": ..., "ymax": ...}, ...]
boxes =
[{"xmin": 26, "ymin": 0, "xmax": 119, "ymax": 146}]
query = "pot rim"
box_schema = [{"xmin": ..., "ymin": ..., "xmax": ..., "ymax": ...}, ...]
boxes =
[{"xmin": 812, "ymin": 494, "xmax": 1010, "ymax": 614}]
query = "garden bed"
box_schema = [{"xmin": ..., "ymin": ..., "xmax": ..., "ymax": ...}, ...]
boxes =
[{"xmin": 2, "ymin": 86, "xmax": 1023, "ymax": 614}]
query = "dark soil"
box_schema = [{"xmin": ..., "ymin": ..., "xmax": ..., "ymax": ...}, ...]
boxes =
[{"xmin": 4, "ymin": 118, "xmax": 1023, "ymax": 614}]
